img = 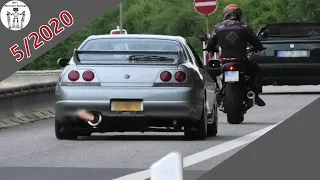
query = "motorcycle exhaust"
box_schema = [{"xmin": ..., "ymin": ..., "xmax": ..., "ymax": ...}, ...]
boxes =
[
  {"xmin": 76, "ymin": 110, "xmax": 102, "ymax": 127},
  {"xmin": 247, "ymin": 91, "xmax": 255, "ymax": 100}
]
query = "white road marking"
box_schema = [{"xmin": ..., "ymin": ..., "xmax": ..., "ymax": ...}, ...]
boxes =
[
  {"xmin": 113, "ymin": 121, "xmax": 283, "ymax": 180},
  {"xmin": 194, "ymin": 2, "xmax": 216, "ymax": 7}
]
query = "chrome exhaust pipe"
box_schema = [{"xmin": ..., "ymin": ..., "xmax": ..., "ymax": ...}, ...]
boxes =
[
  {"xmin": 87, "ymin": 112, "xmax": 102, "ymax": 127},
  {"xmin": 76, "ymin": 110, "xmax": 102, "ymax": 127},
  {"xmin": 247, "ymin": 91, "xmax": 255, "ymax": 100}
]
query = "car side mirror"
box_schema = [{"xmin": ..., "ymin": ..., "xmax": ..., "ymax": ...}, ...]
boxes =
[
  {"xmin": 259, "ymin": 31, "xmax": 269, "ymax": 38},
  {"xmin": 57, "ymin": 58, "xmax": 70, "ymax": 68}
]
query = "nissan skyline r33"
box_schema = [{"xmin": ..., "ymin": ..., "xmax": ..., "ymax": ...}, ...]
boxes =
[{"xmin": 54, "ymin": 34, "xmax": 218, "ymax": 140}]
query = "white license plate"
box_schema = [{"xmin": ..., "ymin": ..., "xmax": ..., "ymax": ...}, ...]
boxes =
[
  {"xmin": 277, "ymin": 50, "xmax": 310, "ymax": 58},
  {"xmin": 224, "ymin": 71, "xmax": 239, "ymax": 82},
  {"xmin": 111, "ymin": 101, "xmax": 143, "ymax": 112}
]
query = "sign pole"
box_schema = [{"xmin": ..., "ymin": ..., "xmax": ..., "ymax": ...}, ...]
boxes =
[
  {"xmin": 119, "ymin": 0, "xmax": 123, "ymax": 34},
  {"xmin": 205, "ymin": 15, "xmax": 209, "ymax": 34},
  {"xmin": 205, "ymin": 15, "xmax": 211, "ymax": 65},
  {"xmin": 193, "ymin": 0, "xmax": 218, "ymax": 64}
]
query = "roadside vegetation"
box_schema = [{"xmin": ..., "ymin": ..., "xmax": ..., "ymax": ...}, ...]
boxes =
[{"xmin": 22, "ymin": 0, "xmax": 320, "ymax": 70}]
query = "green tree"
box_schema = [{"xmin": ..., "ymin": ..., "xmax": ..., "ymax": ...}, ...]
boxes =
[{"xmin": 22, "ymin": 0, "xmax": 319, "ymax": 70}]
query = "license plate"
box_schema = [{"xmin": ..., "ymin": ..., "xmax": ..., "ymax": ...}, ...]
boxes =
[
  {"xmin": 111, "ymin": 101, "xmax": 143, "ymax": 112},
  {"xmin": 224, "ymin": 71, "xmax": 239, "ymax": 82},
  {"xmin": 276, "ymin": 50, "xmax": 310, "ymax": 58}
]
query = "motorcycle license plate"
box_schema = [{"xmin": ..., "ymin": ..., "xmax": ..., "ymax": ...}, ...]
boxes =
[{"xmin": 224, "ymin": 71, "xmax": 239, "ymax": 82}]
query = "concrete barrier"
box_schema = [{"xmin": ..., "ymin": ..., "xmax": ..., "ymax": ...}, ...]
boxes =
[
  {"xmin": 0, "ymin": 71, "xmax": 58, "ymax": 129},
  {"xmin": 0, "ymin": 70, "xmax": 61, "ymax": 89},
  {"xmin": 0, "ymin": 89, "xmax": 56, "ymax": 128}
]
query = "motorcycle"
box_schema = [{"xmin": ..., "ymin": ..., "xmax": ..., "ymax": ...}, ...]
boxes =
[{"xmin": 200, "ymin": 34, "xmax": 266, "ymax": 124}]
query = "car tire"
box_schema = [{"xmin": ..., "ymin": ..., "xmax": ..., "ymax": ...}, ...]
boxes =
[
  {"xmin": 55, "ymin": 119, "xmax": 78, "ymax": 140},
  {"xmin": 184, "ymin": 98, "xmax": 208, "ymax": 140},
  {"xmin": 207, "ymin": 100, "xmax": 218, "ymax": 137}
]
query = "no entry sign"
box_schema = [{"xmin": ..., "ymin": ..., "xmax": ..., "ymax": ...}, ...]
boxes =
[{"xmin": 194, "ymin": 0, "xmax": 218, "ymax": 16}]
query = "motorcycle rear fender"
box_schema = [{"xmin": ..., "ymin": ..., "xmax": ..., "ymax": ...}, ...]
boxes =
[{"xmin": 221, "ymin": 62, "xmax": 247, "ymax": 73}]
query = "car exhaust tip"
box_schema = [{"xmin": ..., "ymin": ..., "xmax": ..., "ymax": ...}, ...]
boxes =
[
  {"xmin": 247, "ymin": 91, "xmax": 255, "ymax": 100},
  {"xmin": 87, "ymin": 112, "xmax": 102, "ymax": 127},
  {"xmin": 76, "ymin": 110, "xmax": 102, "ymax": 127}
]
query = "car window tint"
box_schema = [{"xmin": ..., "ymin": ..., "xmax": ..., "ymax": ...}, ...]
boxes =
[
  {"xmin": 264, "ymin": 23, "xmax": 320, "ymax": 37},
  {"xmin": 187, "ymin": 42, "xmax": 204, "ymax": 69},
  {"xmin": 78, "ymin": 38, "xmax": 183, "ymax": 64},
  {"xmin": 81, "ymin": 38, "xmax": 182, "ymax": 51},
  {"xmin": 180, "ymin": 45, "xmax": 194, "ymax": 64}
]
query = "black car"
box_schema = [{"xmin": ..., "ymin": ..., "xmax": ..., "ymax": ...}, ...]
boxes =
[{"xmin": 250, "ymin": 22, "xmax": 320, "ymax": 93}]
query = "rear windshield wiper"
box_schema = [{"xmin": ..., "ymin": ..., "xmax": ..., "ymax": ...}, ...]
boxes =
[{"xmin": 128, "ymin": 55, "xmax": 175, "ymax": 61}]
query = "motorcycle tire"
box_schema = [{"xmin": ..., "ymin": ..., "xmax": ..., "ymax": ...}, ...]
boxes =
[{"xmin": 225, "ymin": 82, "xmax": 245, "ymax": 124}]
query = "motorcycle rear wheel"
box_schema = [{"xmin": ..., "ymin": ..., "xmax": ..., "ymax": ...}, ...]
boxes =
[{"xmin": 225, "ymin": 83, "xmax": 245, "ymax": 124}]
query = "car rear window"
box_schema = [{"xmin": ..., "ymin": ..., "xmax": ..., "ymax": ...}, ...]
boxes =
[
  {"xmin": 81, "ymin": 38, "xmax": 182, "ymax": 51},
  {"xmin": 263, "ymin": 23, "xmax": 320, "ymax": 37},
  {"xmin": 77, "ymin": 38, "xmax": 183, "ymax": 64}
]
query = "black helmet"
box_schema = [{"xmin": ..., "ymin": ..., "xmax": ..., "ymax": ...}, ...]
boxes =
[{"xmin": 222, "ymin": 4, "xmax": 243, "ymax": 21}]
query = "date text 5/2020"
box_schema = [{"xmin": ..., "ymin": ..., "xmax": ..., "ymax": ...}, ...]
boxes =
[{"xmin": 10, "ymin": 10, "xmax": 74, "ymax": 62}]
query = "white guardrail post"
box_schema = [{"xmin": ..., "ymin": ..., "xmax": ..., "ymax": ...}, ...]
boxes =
[{"xmin": 150, "ymin": 152, "xmax": 183, "ymax": 180}]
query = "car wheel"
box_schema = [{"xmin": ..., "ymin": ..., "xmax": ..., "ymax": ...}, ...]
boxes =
[
  {"xmin": 207, "ymin": 100, "xmax": 218, "ymax": 137},
  {"xmin": 55, "ymin": 119, "xmax": 78, "ymax": 140},
  {"xmin": 184, "ymin": 98, "xmax": 208, "ymax": 140}
]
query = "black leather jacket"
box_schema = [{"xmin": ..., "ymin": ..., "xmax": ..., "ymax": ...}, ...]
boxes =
[{"xmin": 206, "ymin": 20, "xmax": 264, "ymax": 59}]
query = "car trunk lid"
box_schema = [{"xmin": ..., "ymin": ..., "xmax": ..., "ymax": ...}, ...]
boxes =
[
  {"xmin": 73, "ymin": 50, "xmax": 182, "ymax": 87},
  {"xmin": 76, "ymin": 64, "xmax": 177, "ymax": 87},
  {"xmin": 259, "ymin": 39, "xmax": 320, "ymax": 64}
]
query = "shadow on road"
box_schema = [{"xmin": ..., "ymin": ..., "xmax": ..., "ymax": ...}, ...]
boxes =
[
  {"xmin": 219, "ymin": 121, "xmax": 276, "ymax": 125},
  {"xmin": 77, "ymin": 134, "xmax": 239, "ymax": 142},
  {"xmin": 262, "ymin": 91, "xmax": 320, "ymax": 95}
]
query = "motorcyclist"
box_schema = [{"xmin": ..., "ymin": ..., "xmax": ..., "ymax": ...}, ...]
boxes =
[{"xmin": 206, "ymin": 4, "xmax": 266, "ymax": 107}]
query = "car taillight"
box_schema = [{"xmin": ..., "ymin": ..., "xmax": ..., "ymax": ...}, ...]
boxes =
[
  {"xmin": 228, "ymin": 65, "xmax": 236, "ymax": 71},
  {"xmin": 68, "ymin": 70, "xmax": 80, "ymax": 81},
  {"xmin": 174, "ymin": 71, "xmax": 186, "ymax": 82},
  {"xmin": 82, "ymin": 70, "xmax": 95, "ymax": 81},
  {"xmin": 160, "ymin": 71, "xmax": 172, "ymax": 82}
]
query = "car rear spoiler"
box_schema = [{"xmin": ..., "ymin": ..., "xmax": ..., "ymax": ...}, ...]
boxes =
[{"xmin": 72, "ymin": 49, "xmax": 183, "ymax": 65}]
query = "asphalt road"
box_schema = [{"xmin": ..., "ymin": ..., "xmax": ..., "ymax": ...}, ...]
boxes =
[{"xmin": 0, "ymin": 86, "xmax": 319, "ymax": 180}]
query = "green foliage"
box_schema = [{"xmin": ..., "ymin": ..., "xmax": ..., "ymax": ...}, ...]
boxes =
[{"xmin": 22, "ymin": 0, "xmax": 319, "ymax": 70}]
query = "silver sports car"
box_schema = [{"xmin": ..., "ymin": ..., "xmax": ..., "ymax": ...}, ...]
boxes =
[{"xmin": 55, "ymin": 34, "xmax": 218, "ymax": 140}]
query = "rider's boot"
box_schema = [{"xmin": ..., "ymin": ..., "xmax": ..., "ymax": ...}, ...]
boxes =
[
  {"xmin": 255, "ymin": 94, "xmax": 266, "ymax": 106},
  {"xmin": 250, "ymin": 75, "xmax": 266, "ymax": 107}
]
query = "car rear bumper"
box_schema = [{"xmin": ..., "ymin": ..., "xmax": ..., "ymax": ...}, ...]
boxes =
[
  {"xmin": 55, "ymin": 86, "xmax": 203, "ymax": 124},
  {"xmin": 258, "ymin": 63, "xmax": 320, "ymax": 85}
]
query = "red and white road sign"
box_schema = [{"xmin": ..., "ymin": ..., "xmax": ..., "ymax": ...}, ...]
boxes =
[{"xmin": 193, "ymin": 0, "xmax": 218, "ymax": 16}]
